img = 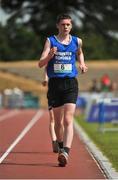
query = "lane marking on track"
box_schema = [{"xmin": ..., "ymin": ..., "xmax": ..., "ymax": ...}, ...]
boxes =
[
  {"xmin": 0, "ymin": 110, "xmax": 43, "ymax": 164},
  {"xmin": 0, "ymin": 110, "xmax": 20, "ymax": 122}
]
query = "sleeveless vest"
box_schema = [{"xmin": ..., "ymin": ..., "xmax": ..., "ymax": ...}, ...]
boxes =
[{"xmin": 47, "ymin": 35, "xmax": 80, "ymax": 78}]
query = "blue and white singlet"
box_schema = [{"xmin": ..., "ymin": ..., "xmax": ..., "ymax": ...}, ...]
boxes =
[{"xmin": 47, "ymin": 35, "xmax": 80, "ymax": 78}]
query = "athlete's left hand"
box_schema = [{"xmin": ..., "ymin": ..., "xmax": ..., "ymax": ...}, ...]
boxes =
[
  {"xmin": 79, "ymin": 64, "xmax": 88, "ymax": 73},
  {"xmin": 42, "ymin": 80, "xmax": 48, "ymax": 86}
]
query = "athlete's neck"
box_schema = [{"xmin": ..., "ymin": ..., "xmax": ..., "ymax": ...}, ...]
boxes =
[
  {"xmin": 57, "ymin": 33, "xmax": 70, "ymax": 40},
  {"xmin": 56, "ymin": 34, "xmax": 71, "ymax": 44}
]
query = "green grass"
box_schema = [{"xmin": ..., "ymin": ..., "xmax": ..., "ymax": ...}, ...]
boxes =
[{"xmin": 76, "ymin": 115, "xmax": 118, "ymax": 171}]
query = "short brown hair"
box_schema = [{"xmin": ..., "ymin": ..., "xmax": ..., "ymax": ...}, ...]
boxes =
[{"xmin": 56, "ymin": 14, "xmax": 72, "ymax": 24}]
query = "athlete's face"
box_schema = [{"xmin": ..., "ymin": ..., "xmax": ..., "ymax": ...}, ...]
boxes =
[{"xmin": 56, "ymin": 19, "xmax": 72, "ymax": 35}]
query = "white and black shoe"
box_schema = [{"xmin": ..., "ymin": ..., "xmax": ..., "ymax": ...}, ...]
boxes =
[{"xmin": 58, "ymin": 148, "xmax": 69, "ymax": 167}]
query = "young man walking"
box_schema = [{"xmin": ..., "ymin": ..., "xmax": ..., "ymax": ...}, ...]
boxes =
[{"xmin": 39, "ymin": 14, "xmax": 88, "ymax": 167}]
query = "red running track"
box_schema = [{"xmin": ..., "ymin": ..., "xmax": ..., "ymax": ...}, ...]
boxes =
[{"xmin": 0, "ymin": 109, "xmax": 106, "ymax": 179}]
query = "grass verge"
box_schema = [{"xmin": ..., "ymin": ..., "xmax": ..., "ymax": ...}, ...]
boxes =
[{"xmin": 75, "ymin": 115, "xmax": 118, "ymax": 171}]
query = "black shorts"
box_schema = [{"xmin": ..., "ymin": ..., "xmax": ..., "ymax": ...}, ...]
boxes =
[
  {"xmin": 47, "ymin": 77, "xmax": 78, "ymax": 108},
  {"xmin": 48, "ymin": 106, "xmax": 52, "ymax": 111}
]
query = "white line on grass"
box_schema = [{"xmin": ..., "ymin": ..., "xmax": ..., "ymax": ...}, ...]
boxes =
[
  {"xmin": 74, "ymin": 120, "xmax": 118, "ymax": 179},
  {"xmin": 0, "ymin": 110, "xmax": 43, "ymax": 164}
]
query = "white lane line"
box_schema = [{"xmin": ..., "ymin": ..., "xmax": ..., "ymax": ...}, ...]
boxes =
[
  {"xmin": 0, "ymin": 110, "xmax": 43, "ymax": 164},
  {"xmin": 0, "ymin": 110, "xmax": 20, "ymax": 122}
]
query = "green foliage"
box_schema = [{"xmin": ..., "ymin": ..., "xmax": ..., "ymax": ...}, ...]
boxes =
[
  {"xmin": 0, "ymin": 23, "xmax": 118, "ymax": 61},
  {"xmin": 0, "ymin": 25, "xmax": 12, "ymax": 60},
  {"xmin": 76, "ymin": 30, "xmax": 118, "ymax": 60},
  {"xmin": 0, "ymin": 24, "xmax": 42, "ymax": 61},
  {"xmin": 0, "ymin": 0, "xmax": 118, "ymax": 60},
  {"xmin": 81, "ymin": 32, "xmax": 111, "ymax": 60},
  {"xmin": 2, "ymin": 0, "xmax": 118, "ymax": 37}
]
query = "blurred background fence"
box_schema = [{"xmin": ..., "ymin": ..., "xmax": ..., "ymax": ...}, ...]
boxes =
[{"xmin": 0, "ymin": 87, "xmax": 40, "ymax": 109}]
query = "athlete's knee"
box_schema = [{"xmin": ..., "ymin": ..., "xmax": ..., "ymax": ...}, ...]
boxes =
[
  {"xmin": 55, "ymin": 120, "xmax": 63, "ymax": 129},
  {"xmin": 64, "ymin": 114, "xmax": 74, "ymax": 126}
]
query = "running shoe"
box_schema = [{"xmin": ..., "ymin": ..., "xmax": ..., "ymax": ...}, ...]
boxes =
[
  {"xmin": 52, "ymin": 140, "xmax": 59, "ymax": 153},
  {"xmin": 58, "ymin": 148, "xmax": 69, "ymax": 167}
]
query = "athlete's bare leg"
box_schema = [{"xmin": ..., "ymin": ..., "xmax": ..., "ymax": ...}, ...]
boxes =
[
  {"xmin": 53, "ymin": 106, "xmax": 64, "ymax": 143},
  {"xmin": 53, "ymin": 103, "xmax": 75, "ymax": 148},
  {"xmin": 63, "ymin": 103, "xmax": 76, "ymax": 148},
  {"xmin": 49, "ymin": 109, "xmax": 57, "ymax": 141}
]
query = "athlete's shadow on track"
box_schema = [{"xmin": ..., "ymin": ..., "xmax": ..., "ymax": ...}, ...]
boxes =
[
  {"xmin": 2, "ymin": 162, "xmax": 58, "ymax": 167},
  {"xmin": 0, "ymin": 151, "xmax": 53, "ymax": 154},
  {"xmin": 1, "ymin": 151, "xmax": 59, "ymax": 167},
  {"xmin": 9, "ymin": 151, "xmax": 53, "ymax": 154}
]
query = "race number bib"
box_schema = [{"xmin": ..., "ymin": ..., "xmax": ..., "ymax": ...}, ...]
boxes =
[{"xmin": 54, "ymin": 64, "xmax": 72, "ymax": 73}]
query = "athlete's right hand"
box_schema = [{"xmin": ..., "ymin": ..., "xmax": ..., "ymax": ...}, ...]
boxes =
[{"xmin": 49, "ymin": 47, "xmax": 57, "ymax": 57}]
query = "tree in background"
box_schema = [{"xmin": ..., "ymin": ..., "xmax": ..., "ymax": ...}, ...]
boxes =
[
  {"xmin": 0, "ymin": 23, "xmax": 42, "ymax": 61},
  {"xmin": 0, "ymin": 0, "xmax": 118, "ymax": 61}
]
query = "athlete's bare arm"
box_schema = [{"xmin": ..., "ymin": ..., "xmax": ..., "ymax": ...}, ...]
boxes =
[
  {"xmin": 42, "ymin": 67, "xmax": 48, "ymax": 86},
  {"xmin": 38, "ymin": 39, "xmax": 57, "ymax": 68},
  {"xmin": 77, "ymin": 38, "xmax": 88, "ymax": 73}
]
